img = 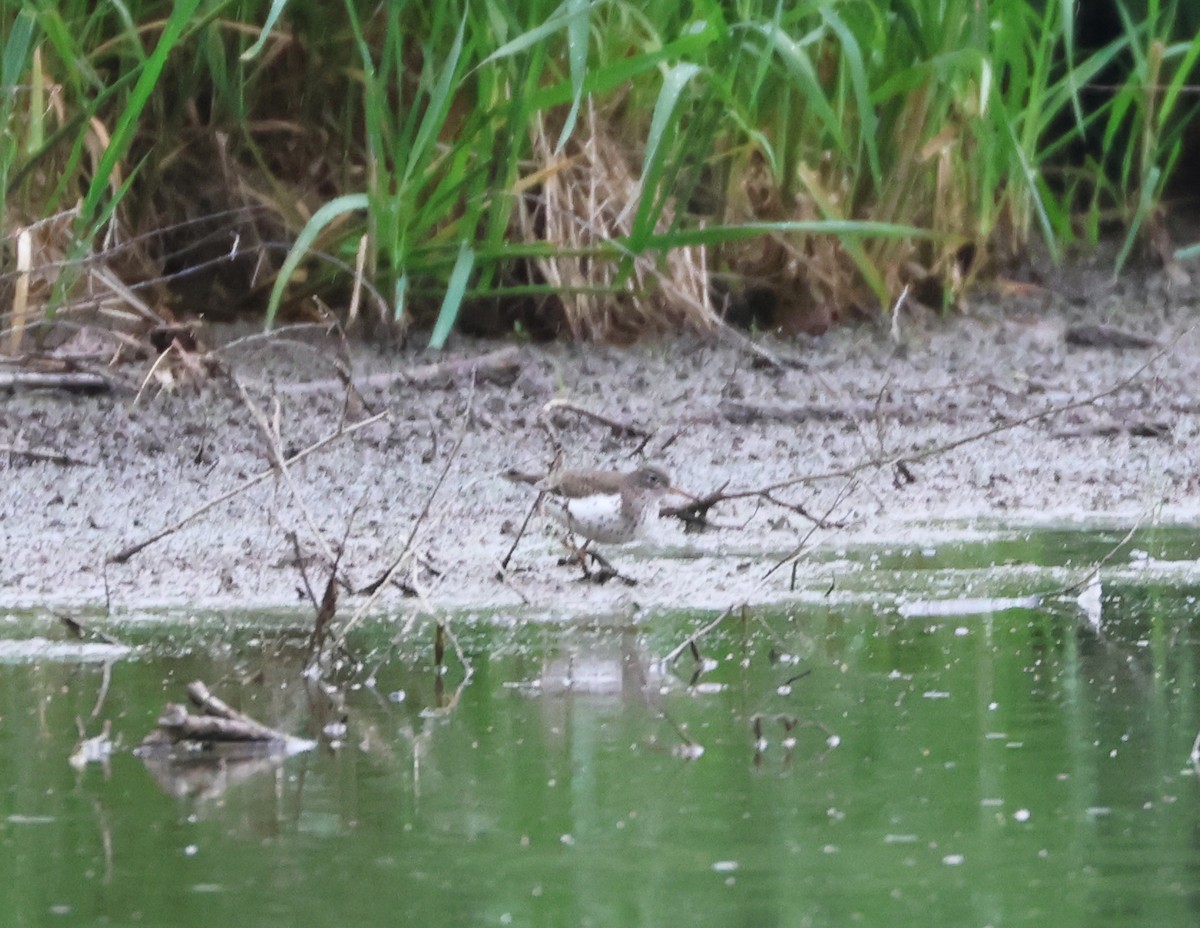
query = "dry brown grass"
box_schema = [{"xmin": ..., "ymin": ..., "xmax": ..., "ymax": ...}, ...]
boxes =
[{"xmin": 513, "ymin": 102, "xmax": 717, "ymax": 343}]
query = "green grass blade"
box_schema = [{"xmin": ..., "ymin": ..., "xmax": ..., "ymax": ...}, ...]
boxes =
[
  {"xmin": 0, "ymin": 7, "xmax": 36, "ymax": 191},
  {"xmin": 79, "ymin": 0, "xmax": 203, "ymax": 226},
  {"xmin": 264, "ymin": 193, "xmax": 370, "ymax": 328},
  {"xmin": 1158, "ymin": 33, "xmax": 1200, "ymax": 128},
  {"xmin": 628, "ymin": 61, "xmax": 701, "ymax": 250},
  {"xmin": 403, "ymin": 11, "xmax": 467, "ymax": 186},
  {"xmin": 240, "ymin": 0, "xmax": 292, "ymax": 61},
  {"xmin": 742, "ymin": 20, "xmax": 847, "ymax": 157},
  {"xmin": 818, "ymin": 5, "xmax": 880, "ymax": 186},
  {"xmin": 1, "ymin": 8, "xmax": 35, "ymax": 88},
  {"xmin": 556, "ymin": 0, "xmax": 589, "ymax": 152},
  {"xmin": 428, "ymin": 240, "xmax": 475, "ymax": 350},
  {"xmin": 477, "ymin": 1, "xmax": 579, "ymax": 67}
]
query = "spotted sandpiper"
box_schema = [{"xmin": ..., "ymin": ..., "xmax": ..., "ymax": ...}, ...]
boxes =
[
  {"xmin": 506, "ymin": 464, "xmax": 675, "ymax": 542},
  {"xmin": 504, "ymin": 464, "xmax": 679, "ymax": 580}
]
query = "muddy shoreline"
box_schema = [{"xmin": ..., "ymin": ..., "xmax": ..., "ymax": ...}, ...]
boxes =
[{"xmin": 3, "ymin": 274, "xmax": 1198, "ymax": 617}]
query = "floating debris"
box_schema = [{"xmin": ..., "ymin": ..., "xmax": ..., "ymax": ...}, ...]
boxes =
[{"xmin": 897, "ymin": 595, "xmax": 1042, "ymax": 618}]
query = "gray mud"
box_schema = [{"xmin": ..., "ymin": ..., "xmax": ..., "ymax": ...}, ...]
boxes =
[{"xmin": 3, "ymin": 271, "xmax": 1198, "ymax": 617}]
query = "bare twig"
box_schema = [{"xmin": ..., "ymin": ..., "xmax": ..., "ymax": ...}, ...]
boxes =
[
  {"xmin": 0, "ymin": 371, "xmax": 115, "ymax": 393},
  {"xmin": 206, "ymin": 322, "xmax": 335, "ymax": 358},
  {"xmin": 764, "ymin": 478, "xmax": 859, "ymax": 580},
  {"xmin": 696, "ymin": 339, "xmax": 1176, "ymax": 513},
  {"xmin": 109, "ymin": 409, "xmax": 389, "ymax": 563},
  {"xmin": 358, "ymin": 430, "xmax": 465, "ymax": 597},
  {"xmin": 234, "ymin": 377, "xmax": 338, "ymax": 568},
  {"xmin": 499, "ymin": 492, "xmax": 542, "ymax": 572},
  {"xmin": 271, "ymin": 346, "xmax": 521, "ymax": 395},
  {"xmin": 660, "ymin": 604, "xmax": 741, "ymax": 666},
  {"xmin": 1, "ymin": 444, "xmax": 91, "ymax": 466},
  {"xmin": 539, "ymin": 398, "xmax": 652, "ymax": 441},
  {"xmin": 662, "ymin": 481, "xmax": 843, "ymax": 532},
  {"xmin": 286, "ymin": 529, "xmax": 321, "ymax": 609},
  {"xmin": 339, "ymin": 430, "xmax": 467, "ymax": 648},
  {"xmin": 1041, "ymin": 513, "xmax": 1148, "ymax": 599}
]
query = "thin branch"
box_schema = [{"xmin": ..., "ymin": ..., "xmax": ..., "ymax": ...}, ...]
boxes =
[
  {"xmin": 539, "ymin": 398, "xmax": 652, "ymax": 441},
  {"xmin": 1041, "ymin": 512, "xmax": 1148, "ymax": 599},
  {"xmin": 764, "ymin": 339, "xmax": 1174, "ymax": 494},
  {"xmin": 339, "ymin": 430, "xmax": 467, "ymax": 646},
  {"xmin": 660, "ymin": 604, "xmax": 741, "ymax": 666},
  {"xmin": 234, "ymin": 377, "xmax": 338, "ymax": 567},
  {"xmin": 669, "ymin": 337, "xmax": 1176, "ymax": 527},
  {"xmin": 764, "ymin": 478, "xmax": 859, "ymax": 580},
  {"xmin": 0, "ymin": 444, "xmax": 91, "ymax": 466},
  {"xmin": 109, "ymin": 409, "xmax": 390, "ymax": 563},
  {"xmin": 499, "ymin": 492, "xmax": 542, "ymax": 572}
]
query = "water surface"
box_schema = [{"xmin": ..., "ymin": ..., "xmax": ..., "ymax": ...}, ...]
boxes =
[{"xmin": 2, "ymin": 528, "xmax": 1199, "ymax": 927}]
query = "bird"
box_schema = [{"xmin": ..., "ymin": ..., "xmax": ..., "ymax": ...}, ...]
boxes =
[
  {"xmin": 504, "ymin": 464, "xmax": 680, "ymax": 581},
  {"xmin": 505, "ymin": 464, "xmax": 676, "ymax": 545}
]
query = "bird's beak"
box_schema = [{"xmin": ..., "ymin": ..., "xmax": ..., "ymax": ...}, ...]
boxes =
[{"xmin": 668, "ymin": 485, "xmax": 700, "ymax": 502}]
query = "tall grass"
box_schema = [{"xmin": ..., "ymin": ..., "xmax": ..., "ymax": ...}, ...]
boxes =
[{"xmin": 1, "ymin": 0, "xmax": 1196, "ymax": 350}]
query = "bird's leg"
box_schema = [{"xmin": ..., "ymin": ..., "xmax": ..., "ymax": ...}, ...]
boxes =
[
  {"xmin": 555, "ymin": 538, "xmax": 635, "ymax": 585},
  {"xmin": 582, "ymin": 548, "xmax": 631, "ymax": 585},
  {"xmin": 556, "ymin": 536, "xmax": 593, "ymax": 576}
]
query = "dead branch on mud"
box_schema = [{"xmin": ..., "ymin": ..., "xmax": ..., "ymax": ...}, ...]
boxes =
[
  {"xmin": 235, "ymin": 376, "xmax": 341, "ymax": 568},
  {"xmin": 337, "ymin": 429, "xmax": 467, "ymax": 653},
  {"xmin": 108, "ymin": 409, "xmax": 389, "ymax": 563},
  {"xmin": 786, "ymin": 338, "xmax": 1171, "ymax": 487},
  {"xmin": 0, "ymin": 370, "xmax": 116, "ymax": 393},
  {"xmin": 718, "ymin": 400, "xmax": 872, "ymax": 424},
  {"xmin": 1064, "ymin": 323, "xmax": 1158, "ymax": 350},
  {"xmin": 662, "ymin": 481, "xmax": 847, "ymax": 533},
  {"xmin": 666, "ymin": 338, "xmax": 1175, "ymax": 534},
  {"xmin": 538, "ymin": 397, "xmax": 652, "ymax": 441},
  {"xmin": 357, "ymin": 431, "xmax": 465, "ymax": 599},
  {"xmin": 1, "ymin": 444, "xmax": 91, "ymax": 466},
  {"xmin": 271, "ymin": 346, "xmax": 522, "ymax": 395}
]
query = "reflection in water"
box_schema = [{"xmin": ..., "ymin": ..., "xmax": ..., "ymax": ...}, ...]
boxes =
[
  {"xmin": 136, "ymin": 744, "xmax": 291, "ymax": 802},
  {"xmin": 535, "ymin": 627, "xmax": 662, "ymax": 700}
]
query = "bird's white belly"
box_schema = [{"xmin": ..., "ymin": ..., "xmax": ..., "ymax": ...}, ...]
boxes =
[{"xmin": 543, "ymin": 493, "xmax": 638, "ymax": 544}]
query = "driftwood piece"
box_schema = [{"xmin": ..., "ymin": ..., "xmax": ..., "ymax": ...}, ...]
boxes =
[
  {"xmin": 135, "ymin": 682, "xmax": 317, "ymax": 799},
  {"xmin": 539, "ymin": 398, "xmax": 652, "ymax": 440},
  {"xmin": 143, "ymin": 680, "xmax": 294, "ymax": 745},
  {"xmin": 719, "ymin": 400, "xmax": 869, "ymax": 425},
  {"xmin": 1, "ymin": 444, "xmax": 91, "ymax": 466},
  {"xmin": 277, "ymin": 346, "xmax": 522, "ymax": 395},
  {"xmin": 1064, "ymin": 324, "xmax": 1158, "ymax": 350},
  {"xmin": 1052, "ymin": 419, "xmax": 1171, "ymax": 439},
  {"xmin": 154, "ymin": 705, "xmax": 279, "ymax": 743},
  {"xmin": 0, "ymin": 371, "xmax": 115, "ymax": 393}
]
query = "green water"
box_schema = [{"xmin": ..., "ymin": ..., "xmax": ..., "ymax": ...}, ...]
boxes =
[{"xmin": 3, "ymin": 530, "xmax": 1200, "ymax": 927}]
